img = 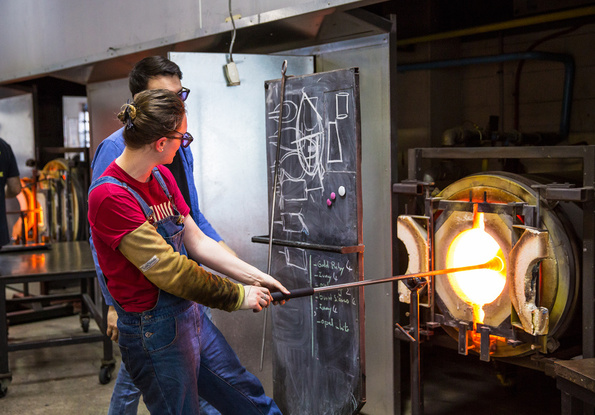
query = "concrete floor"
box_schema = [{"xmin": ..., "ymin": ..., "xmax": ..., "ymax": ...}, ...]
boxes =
[{"xmin": 2, "ymin": 315, "xmax": 149, "ymax": 415}]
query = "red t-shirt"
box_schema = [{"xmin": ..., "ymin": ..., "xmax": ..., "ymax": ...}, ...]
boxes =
[{"xmin": 88, "ymin": 162, "xmax": 190, "ymax": 312}]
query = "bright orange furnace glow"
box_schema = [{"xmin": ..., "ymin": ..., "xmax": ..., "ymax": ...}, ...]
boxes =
[{"xmin": 445, "ymin": 211, "xmax": 507, "ymax": 324}]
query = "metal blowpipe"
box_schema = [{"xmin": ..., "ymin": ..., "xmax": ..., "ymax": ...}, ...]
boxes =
[{"xmin": 270, "ymin": 256, "xmax": 504, "ymax": 302}]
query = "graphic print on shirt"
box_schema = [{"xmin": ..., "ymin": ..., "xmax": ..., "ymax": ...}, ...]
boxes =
[{"xmin": 152, "ymin": 200, "xmax": 175, "ymax": 222}]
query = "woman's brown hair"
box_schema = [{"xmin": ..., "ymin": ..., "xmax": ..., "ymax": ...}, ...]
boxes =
[{"xmin": 117, "ymin": 89, "xmax": 185, "ymax": 149}]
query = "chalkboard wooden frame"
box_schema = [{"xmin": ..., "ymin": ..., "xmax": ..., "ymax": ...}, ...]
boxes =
[{"xmin": 259, "ymin": 67, "xmax": 365, "ymax": 414}]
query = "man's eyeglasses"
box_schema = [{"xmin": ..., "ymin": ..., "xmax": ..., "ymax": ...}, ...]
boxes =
[
  {"xmin": 168, "ymin": 132, "xmax": 194, "ymax": 148},
  {"xmin": 177, "ymin": 87, "xmax": 190, "ymax": 101}
]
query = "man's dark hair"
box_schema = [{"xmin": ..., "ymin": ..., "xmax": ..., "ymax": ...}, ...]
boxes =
[{"xmin": 128, "ymin": 56, "xmax": 183, "ymax": 96}]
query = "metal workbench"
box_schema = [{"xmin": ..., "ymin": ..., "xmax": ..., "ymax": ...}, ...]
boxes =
[{"xmin": 0, "ymin": 241, "xmax": 114, "ymax": 397}]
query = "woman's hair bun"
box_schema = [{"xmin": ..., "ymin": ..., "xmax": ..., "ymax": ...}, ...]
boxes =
[
  {"xmin": 118, "ymin": 102, "xmax": 137, "ymax": 130},
  {"xmin": 126, "ymin": 104, "xmax": 137, "ymax": 121}
]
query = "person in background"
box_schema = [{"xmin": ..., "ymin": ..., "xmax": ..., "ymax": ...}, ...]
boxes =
[
  {"xmin": 89, "ymin": 89, "xmax": 287, "ymax": 414},
  {"xmin": 0, "ymin": 137, "xmax": 21, "ymax": 248}
]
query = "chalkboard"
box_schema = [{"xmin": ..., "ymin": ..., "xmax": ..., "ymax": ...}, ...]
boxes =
[
  {"xmin": 270, "ymin": 247, "xmax": 362, "ymax": 414},
  {"xmin": 265, "ymin": 68, "xmax": 361, "ymax": 247},
  {"xmin": 264, "ymin": 68, "xmax": 364, "ymax": 414}
]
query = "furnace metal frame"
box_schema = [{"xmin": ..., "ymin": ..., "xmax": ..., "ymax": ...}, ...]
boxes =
[
  {"xmin": 394, "ymin": 145, "xmax": 595, "ymax": 414},
  {"xmin": 398, "ymin": 145, "xmax": 594, "ymax": 356}
]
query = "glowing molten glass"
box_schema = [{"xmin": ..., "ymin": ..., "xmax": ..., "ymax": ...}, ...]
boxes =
[{"xmin": 446, "ymin": 212, "xmax": 506, "ymax": 323}]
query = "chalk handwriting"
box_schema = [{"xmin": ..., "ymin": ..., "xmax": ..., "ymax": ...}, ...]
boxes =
[
  {"xmin": 316, "ymin": 317, "xmax": 351, "ymax": 332},
  {"xmin": 309, "ymin": 254, "xmax": 356, "ymax": 332}
]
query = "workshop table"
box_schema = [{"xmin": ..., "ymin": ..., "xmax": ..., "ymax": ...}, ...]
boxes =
[{"xmin": 0, "ymin": 241, "xmax": 115, "ymax": 397}]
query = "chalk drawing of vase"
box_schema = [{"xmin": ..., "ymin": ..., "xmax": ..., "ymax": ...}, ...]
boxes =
[{"xmin": 294, "ymin": 92, "xmax": 324, "ymax": 192}]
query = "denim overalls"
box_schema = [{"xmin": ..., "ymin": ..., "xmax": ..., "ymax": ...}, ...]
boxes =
[{"xmin": 89, "ymin": 169, "xmax": 280, "ymax": 415}]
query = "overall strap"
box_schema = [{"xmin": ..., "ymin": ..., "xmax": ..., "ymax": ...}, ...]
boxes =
[
  {"xmin": 89, "ymin": 176, "xmax": 155, "ymax": 222},
  {"xmin": 151, "ymin": 167, "xmax": 182, "ymax": 216},
  {"xmin": 151, "ymin": 167, "xmax": 172, "ymax": 198}
]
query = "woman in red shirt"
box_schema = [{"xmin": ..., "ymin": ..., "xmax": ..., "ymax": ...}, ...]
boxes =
[{"xmin": 89, "ymin": 89, "xmax": 287, "ymax": 414}]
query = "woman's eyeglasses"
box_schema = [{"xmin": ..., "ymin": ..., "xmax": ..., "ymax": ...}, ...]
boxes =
[
  {"xmin": 177, "ymin": 87, "xmax": 190, "ymax": 101},
  {"xmin": 168, "ymin": 132, "xmax": 194, "ymax": 148}
]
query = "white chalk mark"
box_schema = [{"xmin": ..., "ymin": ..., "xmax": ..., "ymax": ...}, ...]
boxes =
[
  {"xmin": 327, "ymin": 121, "xmax": 343, "ymax": 164},
  {"xmin": 268, "ymin": 101, "xmax": 298, "ymax": 124},
  {"xmin": 281, "ymin": 211, "xmax": 309, "ymax": 235},
  {"xmin": 280, "ymin": 177, "xmax": 307, "ymax": 202},
  {"xmin": 280, "ymin": 247, "xmax": 308, "ymax": 270},
  {"xmin": 299, "ymin": 93, "xmax": 321, "ymax": 132},
  {"xmin": 336, "ymin": 92, "xmax": 349, "ymax": 120}
]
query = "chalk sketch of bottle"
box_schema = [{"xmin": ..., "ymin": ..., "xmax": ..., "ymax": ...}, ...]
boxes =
[
  {"xmin": 294, "ymin": 92, "xmax": 325, "ymax": 190},
  {"xmin": 336, "ymin": 92, "xmax": 349, "ymax": 120},
  {"xmin": 327, "ymin": 92, "xmax": 349, "ymax": 165}
]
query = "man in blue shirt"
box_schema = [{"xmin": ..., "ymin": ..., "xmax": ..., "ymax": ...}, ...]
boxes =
[{"xmin": 91, "ymin": 56, "xmax": 277, "ymax": 415}]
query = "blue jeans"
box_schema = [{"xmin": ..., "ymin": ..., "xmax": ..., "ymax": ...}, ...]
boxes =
[
  {"xmin": 108, "ymin": 362, "xmax": 222, "ymax": 414},
  {"xmin": 107, "ymin": 308, "xmax": 222, "ymax": 415},
  {"xmin": 108, "ymin": 362, "xmax": 141, "ymax": 415},
  {"xmin": 195, "ymin": 307, "xmax": 278, "ymax": 414},
  {"xmin": 92, "ymin": 172, "xmax": 278, "ymax": 414},
  {"xmin": 114, "ymin": 299, "xmax": 278, "ymax": 415}
]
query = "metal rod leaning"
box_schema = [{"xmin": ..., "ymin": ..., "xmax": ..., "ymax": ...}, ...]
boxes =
[{"xmin": 260, "ymin": 60, "xmax": 289, "ymax": 370}]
